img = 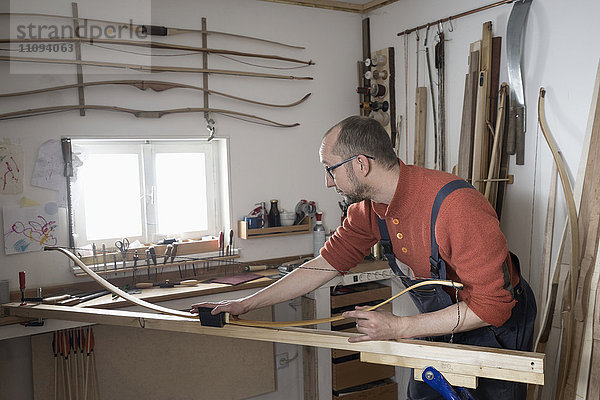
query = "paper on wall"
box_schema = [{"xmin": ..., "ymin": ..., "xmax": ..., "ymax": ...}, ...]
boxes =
[
  {"xmin": 0, "ymin": 139, "xmax": 24, "ymax": 194},
  {"xmin": 3, "ymin": 202, "xmax": 59, "ymax": 255},
  {"xmin": 31, "ymin": 139, "xmax": 82, "ymax": 207}
]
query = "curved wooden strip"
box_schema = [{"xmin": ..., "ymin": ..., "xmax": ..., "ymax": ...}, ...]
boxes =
[
  {"xmin": 1, "ymin": 12, "xmax": 305, "ymax": 49},
  {"xmin": 0, "ymin": 55, "xmax": 313, "ymax": 80},
  {"xmin": 0, "ymin": 104, "xmax": 300, "ymax": 128},
  {"xmin": 230, "ymin": 280, "xmax": 463, "ymax": 328},
  {"xmin": 537, "ymin": 88, "xmax": 580, "ymax": 398},
  {"xmin": 0, "ymin": 79, "xmax": 311, "ymax": 108},
  {"xmin": 45, "ymin": 247, "xmax": 197, "ymax": 319},
  {"xmin": 537, "ymin": 87, "xmax": 580, "ymax": 327},
  {"xmin": 1, "ymin": 38, "xmax": 314, "ymax": 65}
]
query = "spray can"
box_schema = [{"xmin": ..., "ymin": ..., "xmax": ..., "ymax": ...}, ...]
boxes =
[{"xmin": 313, "ymin": 212, "xmax": 325, "ymax": 257}]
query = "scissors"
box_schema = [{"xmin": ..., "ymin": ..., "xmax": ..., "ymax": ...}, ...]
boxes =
[{"xmin": 115, "ymin": 238, "xmax": 130, "ymax": 269}]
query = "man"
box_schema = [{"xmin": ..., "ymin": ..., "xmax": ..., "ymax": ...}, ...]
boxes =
[{"xmin": 192, "ymin": 116, "xmax": 536, "ymax": 399}]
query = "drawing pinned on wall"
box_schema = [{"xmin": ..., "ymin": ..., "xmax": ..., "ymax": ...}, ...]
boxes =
[
  {"xmin": 0, "ymin": 138, "xmax": 24, "ymax": 194},
  {"xmin": 3, "ymin": 202, "xmax": 59, "ymax": 255},
  {"xmin": 32, "ymin": 139, "xmax": 82, "ymax": 207}
]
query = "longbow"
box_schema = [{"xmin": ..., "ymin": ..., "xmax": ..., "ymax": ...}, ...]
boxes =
[
  {"xmin": 0, "ymin": 55, "xmax": 313, "ymax": 80},
  {"xmin": 0, "ymin": 105, "xmax": 300, "ymax": 128},
  {"xmin": 1, "ymin": 38, "xmax": 314, "ymax": 65},
  {"xmin": 0, "ymin": 79, "xmax": 311, "ymax": 108},
  {"xmin": 45, "ymin": 247, "xmax": 463, "ymax": 328},
  {"xmin": 1, "ymin": 12, "xmax": 305, "ymax": 50},
  {"xmin": 535, "ymin": 88, "xmax": 580, "ymax": 399}
]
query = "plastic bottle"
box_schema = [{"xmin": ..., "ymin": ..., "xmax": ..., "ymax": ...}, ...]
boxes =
[
  {"xmin": 268, "ymin": 199, "xmax": 281, "ymax": 227},
  {"xmin": 313, "ymin": 212, "xmax": 325, "ymax": 257}
]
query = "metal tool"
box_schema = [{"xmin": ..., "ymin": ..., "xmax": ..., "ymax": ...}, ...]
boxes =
[
  {"xmin": 112, "ymin": 253, "xmax": 117, "ymax": 275},
  {"xmin": 92, "ymin": 243, "xmax": 97, "ymax": 270},
  {"xmin": 132, "ymin": 250, "xmax": 139, "ymax": 287},
  {"xmin": 229, "ymin": 230, "xmax": 234, "ymax": 263},
  {"xmin": 114, "ymin": 238, "xmax": 130, "ymax": 269},
  {"xmin": 506, "ymin": 0, "xmax": 533, "ymax": 165},
  {"xmin": 18, "ymin": 271, "xmax": 43, "ymax": 304},
  {"xmin": 145, "ymin": 249, "xmax": 151, "ymax": 280},
  {"xmin": 148, "ymin": 246, "xmax": 157, "ymax": 281},
  {"xmin": 102, "ymin": 243, "xmax": 107, "ymax": 272}
]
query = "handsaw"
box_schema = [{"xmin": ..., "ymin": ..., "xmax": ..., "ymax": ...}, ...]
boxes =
[{"xmin": 506, "ymin": 0, "xmax": 533, "ymax": 165}]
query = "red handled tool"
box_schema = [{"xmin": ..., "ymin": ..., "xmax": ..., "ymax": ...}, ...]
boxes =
[{"xmin": 19, "ymin": 271, "xmax": 43, "ymax": 305}]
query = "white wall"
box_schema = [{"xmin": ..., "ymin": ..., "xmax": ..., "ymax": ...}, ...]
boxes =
[{"xmin": 0, "ymin": 0, "xmax": 362, "ymax": 291}]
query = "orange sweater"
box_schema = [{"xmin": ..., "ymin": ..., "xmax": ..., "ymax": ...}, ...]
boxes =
[{"xmin": 321, "ymin": 160, "xmax": 519, "ymax": 327}]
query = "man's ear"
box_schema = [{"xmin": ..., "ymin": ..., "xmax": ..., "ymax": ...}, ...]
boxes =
[{"xmin": 357, "ymin": 155, "xmax": 371, "ymax": 176}]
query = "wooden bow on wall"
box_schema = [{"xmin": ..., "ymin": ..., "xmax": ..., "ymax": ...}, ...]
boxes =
[
  {"xmin": 0, "ymin": 79, "xmax": 311, "ymax": 108},
  {"xmin": 1, "ymin": 12, "xmax": 305, "ymax": 50},
  {"xmin": 1, "ymin": 38, "xmax": 314, "ymax": 66},
  {"xmin": 0, "ymin": 55, "xmax": 313, "ymax": 80},
  {"xmin": 0, "ymin": 105, "xmax": 300, "ymax": 127}
]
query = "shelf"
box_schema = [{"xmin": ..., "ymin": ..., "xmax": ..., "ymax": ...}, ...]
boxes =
[{"xmin": 238, "ymin": 217, "xmax": 311, "ymax": 239}]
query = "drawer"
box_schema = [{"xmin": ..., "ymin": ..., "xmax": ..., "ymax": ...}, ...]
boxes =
[
  {"xmin": 332, "ymin": 379, "xmax": 398, "ymax": 400},
  {"xmin": 332, "ymin": 358, "xmax": 395, "ymax": 391},
  {"xmin": 331, "ymin": 282, "xmax": 391, "ymax": 309}
]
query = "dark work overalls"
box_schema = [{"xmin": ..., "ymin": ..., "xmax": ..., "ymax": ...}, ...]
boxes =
[{"xmin": 376, "ymin": 180, "xmax": 536, "ymax": 400}]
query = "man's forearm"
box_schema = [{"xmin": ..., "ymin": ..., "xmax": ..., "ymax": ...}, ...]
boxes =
[
  {"xmin": 399, "ymin": 301, "xmax": 489, "ymax": 339},
  {"xmin": 241, "ymin": 256, "xmax": 340, "ymax": 311}
]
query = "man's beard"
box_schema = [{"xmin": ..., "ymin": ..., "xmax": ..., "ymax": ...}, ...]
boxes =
[{"xmin": 342, "ymin": 167, "xmax": 372, "ymax": 204}]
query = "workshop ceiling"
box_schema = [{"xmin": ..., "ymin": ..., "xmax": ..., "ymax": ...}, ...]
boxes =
[{"xmin": 257, "ymin": 0, "xmax": 400, "ymax": 13}]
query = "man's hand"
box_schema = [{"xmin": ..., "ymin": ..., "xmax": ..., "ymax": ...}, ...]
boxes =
[
  {"xmin": 191, "ymin": 299, "xmax": 248, "ymax": 316},
  {"xmin": 342, "ymin": 306, "xmax": 403, "ymax": 343}
]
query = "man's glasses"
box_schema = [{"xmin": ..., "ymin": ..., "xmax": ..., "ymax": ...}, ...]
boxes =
[{"xmin": 325, "ymin": 154, "xmax": 375, "ymax": 180}]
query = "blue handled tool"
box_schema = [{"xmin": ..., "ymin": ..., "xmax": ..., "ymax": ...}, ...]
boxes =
[{"xmin": 421, "ymin": 367, "xmax": 477, "ymax": 400}]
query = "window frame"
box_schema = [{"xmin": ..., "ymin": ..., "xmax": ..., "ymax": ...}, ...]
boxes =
[{"xmin": 69, "ymin": 137, "xmax": 229, "ymax": 249}]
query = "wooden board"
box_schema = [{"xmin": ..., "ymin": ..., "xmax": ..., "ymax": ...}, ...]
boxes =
[
  {"xmin": 3, "ymin": 303, "xmax": 545, "ymax": 385},
  {"xmin": 471, "ymin": 70, "xmax": 488, "ymax": 193},
  {"xmin": 414, "ymin": 87, "xmax": 427, "ymax": 167},
  {"xmin": 456, "ymin": 45, "xmax": 479, "ymax": 180},
  {"xmin": 368, "ymin": 47, "xmax": 396, "ymax": 143}
]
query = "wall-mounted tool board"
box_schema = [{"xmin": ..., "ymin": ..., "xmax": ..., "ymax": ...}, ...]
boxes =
[{"xmin": 366, "ymin": 47, "xmax": 397, "ymax": 147}]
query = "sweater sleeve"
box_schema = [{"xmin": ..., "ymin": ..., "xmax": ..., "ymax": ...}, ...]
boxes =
[
  {"xmin": 320, "ymin": 201, "xmax": 379, "ymax": 272},
  {"xmin": 436, "ymin": 190, "xmax": 516, "ymax": 327}
]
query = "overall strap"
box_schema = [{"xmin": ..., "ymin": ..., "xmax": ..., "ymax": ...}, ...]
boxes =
[
  {"xmin": 376, "ymin": 217, "xmax": 403, "ymax": 276},
  {"xmin": 430, "ymin": 180, "xmax": 475, "ymax": 280}
]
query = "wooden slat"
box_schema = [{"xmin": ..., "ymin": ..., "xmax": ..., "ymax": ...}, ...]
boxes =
[
  {"xmin": 471, "ymin": 70, "xmax": 488, "ymax": 193},
  {"xmin": 2, "ymin": 303, "xmax": 545, "ymax": 385},
  {"xmin": 414, "ymin": 87, "xmax": 427, "ymax": 167},
  {"xmin": 484, "ymin": 83, "xmax": 507, "ymax": 205},
  {"xmin": 361, "ymin": 351, "xmax": 543, "ymax": 386},
  {"xmin": 456, "ymin": 46, "xmax": 479, "ymax": 180}
]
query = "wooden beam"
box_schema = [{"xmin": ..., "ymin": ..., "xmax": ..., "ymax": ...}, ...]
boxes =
[
  {"xmin": 258, "ymin": 0, "xmax": 363, "ymax": 13},
  {"xmin": 2, "ymin": 303, "xmax": 544, "ymax": 385},
  {"xmin": 258, "ymin": 0, "xmax": 400, "ymax": 13},
  {"xmin": 414, "ymin": 87, "xmax": 427, "ymax": 167}
]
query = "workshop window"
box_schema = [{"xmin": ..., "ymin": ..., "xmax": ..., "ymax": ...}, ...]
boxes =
[{"xmin": 70, "ymin": 138, "xmax": 229, "ymax": 248}]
